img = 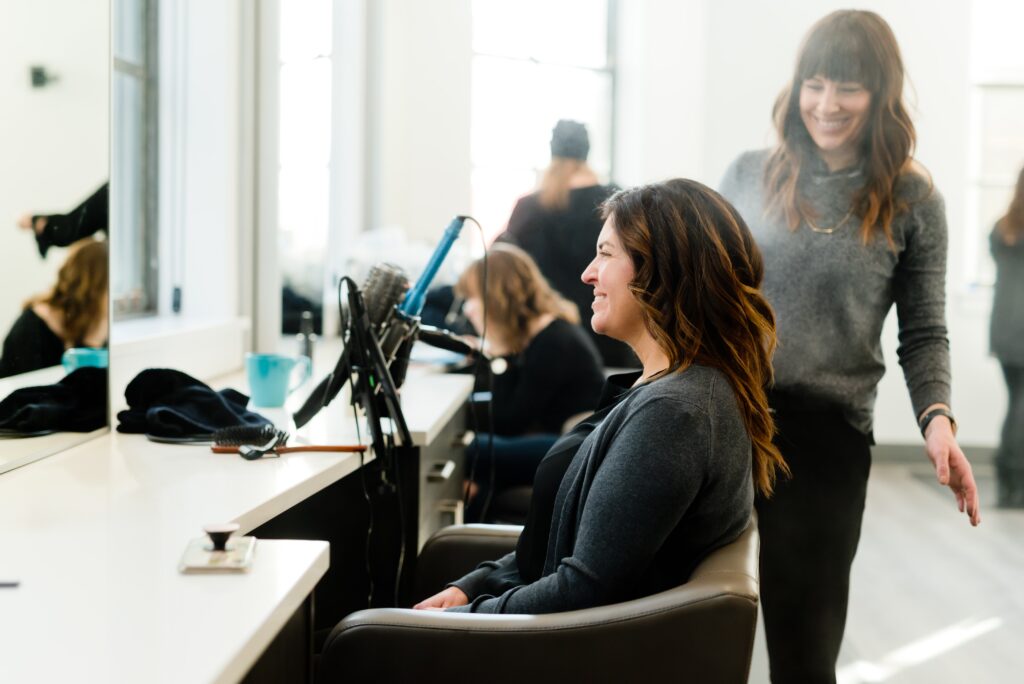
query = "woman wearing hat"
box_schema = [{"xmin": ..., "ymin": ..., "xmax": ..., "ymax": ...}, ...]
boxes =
[{"xmin": 497, "ymin": 120, "xmax": 634, "ymax": 368}]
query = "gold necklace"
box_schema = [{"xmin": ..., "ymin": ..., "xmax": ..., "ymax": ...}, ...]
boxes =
[{"xmin": 805, "ymin": 208, "xmax": 854, "ymax": 234}]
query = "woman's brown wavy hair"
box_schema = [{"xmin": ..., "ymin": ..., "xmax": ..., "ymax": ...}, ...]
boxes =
[
  {"xmin": 765, "ymin": 10, "xmax": 924, "ymax": 247},
  {"xmin": 603, "ymin": 179, "xmax": 788, "ymax": 496},
  {"xmin": 455, "ymin": 243, "xmax": 579, "ymax": 353},
  {"xmin": 997, "ymin": 165, "xmax": 1024, "ymax": 244},
  {"xmin": 26, "ymin": 238, "xmax": 108, "ymax": 347}
]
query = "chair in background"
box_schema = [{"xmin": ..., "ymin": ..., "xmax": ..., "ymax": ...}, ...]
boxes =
[{"xmin": 318, "ymin": 519, "xmax": 760, "ymax": 683}]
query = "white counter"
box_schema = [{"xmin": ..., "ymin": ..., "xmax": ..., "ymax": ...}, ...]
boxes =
[{"xmin": 0, "ymin": 368, "xmax": 472, "ymax": 683}]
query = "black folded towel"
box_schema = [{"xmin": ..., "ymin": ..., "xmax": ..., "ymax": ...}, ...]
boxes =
[
  {"xmin": 117, "ymin": 368, "xmax": 270, "ymax": 438},
  {"xmin": 0, "ymin": 367, "xmax": 108, "ymax": 434}
]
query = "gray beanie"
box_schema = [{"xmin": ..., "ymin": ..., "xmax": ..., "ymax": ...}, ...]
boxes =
[{"xmin": 550, "ymin": 119, "xmax": 590, "ymax": 161}]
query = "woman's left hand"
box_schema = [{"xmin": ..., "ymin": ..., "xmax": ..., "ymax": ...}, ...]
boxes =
[{"xmin": 924, "ymin": 417, "xmax": 981, "ymax": 526}]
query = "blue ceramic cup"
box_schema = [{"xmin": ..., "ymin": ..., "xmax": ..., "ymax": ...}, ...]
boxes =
[
  {"xmin": 62, "ymin": 347, "xmax": 109, "ymax": 373},
  {"xmin": 245, "ymin": 353, "xmax": 312, "ymax": 407}
]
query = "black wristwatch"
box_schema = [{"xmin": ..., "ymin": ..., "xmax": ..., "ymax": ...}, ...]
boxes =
[{"xmin": 919, "ymin": 407, "xmax": 957, "ymax": 437}]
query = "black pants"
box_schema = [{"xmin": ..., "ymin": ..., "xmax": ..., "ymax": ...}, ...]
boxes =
[
  {"xmin": 756, "ymin": 407, "xmax": 872, "ymax": 684},
  {"xmin": 997, "ymin": 363, "xmax": 1024, "ymax": 507}
]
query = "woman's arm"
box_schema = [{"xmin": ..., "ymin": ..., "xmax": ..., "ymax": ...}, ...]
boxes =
[
  {"xmin": 449, "ymin": 395, "xmax": 710, "ymax": 614},
  {"xmin": 894, "ymin": 190, "xmax": 980, "ymax": 526}
]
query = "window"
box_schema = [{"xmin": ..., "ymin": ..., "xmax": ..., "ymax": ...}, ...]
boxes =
[
  {"xmin": 470, "ymin": 0, "xmax": 615, "ymax": 240},
  {"xmin": 278, "ymin": 0, "xmax": 334, "ymax": 333},
  {"xmin": 965, "ymin": 0, "xmax": 1024, "ymax": 288},
  {"xmin": 112, "ymin": 0, "xmax": 159, "ymax": 317}
]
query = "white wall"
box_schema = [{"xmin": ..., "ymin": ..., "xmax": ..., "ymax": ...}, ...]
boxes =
[
  {"xmin": 0, "ymin": 0, "xmax": 108, "ymax": 340},
  {"xmin": 372, "ymin": 0, "xmax": 473, "ymax": 242}
]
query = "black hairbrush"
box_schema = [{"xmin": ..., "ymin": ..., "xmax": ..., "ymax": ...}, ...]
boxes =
[{"xmin": 145, "ymin": 424, "xmax": 290, "ymax": 448}]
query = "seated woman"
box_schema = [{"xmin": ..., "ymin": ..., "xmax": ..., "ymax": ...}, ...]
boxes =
[
  {"xmin": 415, "ymin": 179, "xmax": 787, "ymax": 614},
  {"xmin": 455, "ymin": 243, "xmax": 605, "ymax": 521},
  {"xmin": 0, "ymin": 238, "xmax": 108, "ymax": 378}
]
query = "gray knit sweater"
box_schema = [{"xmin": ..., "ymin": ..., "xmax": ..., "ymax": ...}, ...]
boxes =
[
  {"xmin": 719, "ymin": 149, "xmax": 952, "ymax": 434},
  {"xmin": 448, "ymin": 365, "xmax": 753, "ymax": 614}
]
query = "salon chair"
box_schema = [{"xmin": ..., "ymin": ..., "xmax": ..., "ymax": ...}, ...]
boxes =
[{"xmin": 318, "ymin": 519, "xmax": 760, "ymax": 683}]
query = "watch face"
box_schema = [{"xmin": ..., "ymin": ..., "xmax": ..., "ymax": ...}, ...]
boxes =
[{"xmin": 490, "ymin": 357, "xmax": 508, "ymax": 375}]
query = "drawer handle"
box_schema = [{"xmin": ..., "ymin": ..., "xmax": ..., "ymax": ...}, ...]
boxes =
[{"xmin": 427, "ymin": 460, "xmax": 456, "ymax": 482}]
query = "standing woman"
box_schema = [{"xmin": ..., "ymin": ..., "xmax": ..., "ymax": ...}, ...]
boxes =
[
  {"xmin": 719, "ymin": 10, "xmax": 980, "ymax": 682},
  {"xmin": 990, "ymin": 165, "xmax": 1024, "ymax": 508}
]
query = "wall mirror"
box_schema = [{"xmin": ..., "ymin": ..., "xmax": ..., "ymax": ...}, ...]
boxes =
[{"xmin": 0, "ymin": 0, "xmax": 110, "ymax": 474}]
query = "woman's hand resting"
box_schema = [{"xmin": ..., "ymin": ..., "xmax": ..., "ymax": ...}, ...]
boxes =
[{"xmin": 412, "ymin": 586, "xmax": 469, "ymax": 611}]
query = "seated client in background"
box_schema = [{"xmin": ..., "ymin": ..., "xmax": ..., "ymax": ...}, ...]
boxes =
[
  {"xmin": 455, "ymin": 242, "xmax": 605, "ymax": 522},
  {"xmin": 415, "ymin": 179, "xmax": 788, "ymax": 614},
  {"xmin": 0, "ymin": 238, "xmax": 108, "ymax": 378}
]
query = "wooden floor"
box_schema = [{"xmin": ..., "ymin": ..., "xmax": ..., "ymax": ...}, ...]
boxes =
[{"xmin": 747, "ymin": 461, "xmax": 1024, "ymax": 683}]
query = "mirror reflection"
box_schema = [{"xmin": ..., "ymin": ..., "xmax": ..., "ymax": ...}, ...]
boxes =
[{"xmin": 0, "ymin": 0, "xmax": 109, "ymax": 470}]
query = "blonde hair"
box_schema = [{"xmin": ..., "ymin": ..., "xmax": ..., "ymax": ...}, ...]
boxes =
[
  {"xmin": 26, "ymin": 238, "xmax": 108, "ymax": 346},
  {"xmin": 455, "ymin": 243, "xmax": 579, "ymax": 353},
  {"xmin": 538, "ymin": 158, "xmax": 590, "ymax": 211}
]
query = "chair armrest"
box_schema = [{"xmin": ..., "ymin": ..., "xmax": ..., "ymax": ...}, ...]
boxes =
[{"xmin": 414, "ymin": 524, "xmax": 522, "ymax": 601}]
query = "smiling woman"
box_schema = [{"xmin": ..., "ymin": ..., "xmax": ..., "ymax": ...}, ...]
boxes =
[{"xmin": 719, "ymin": 9, "xmax": 981, "ymax": 682}]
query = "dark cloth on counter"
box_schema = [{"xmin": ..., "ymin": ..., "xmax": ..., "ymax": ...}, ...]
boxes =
[
  {"xmin": 448, "ymin": 365, "xmax": 754, "ymax": 614},
  {"xmin": 33, "ymin": 183, "xmax": 108, "ymax": 258},
  {"xmin": 487, "ymin": 318, "xmax": 604, "ymax": 436},
  {"xmin": 497, "ymin": 184, "xmax": 637, "ymax": 368},
  {"xmin": 0, "ymin": 308, "xmax": 66, "ymax": 379},
  {"xmin": 117, "ymin": 368, "xmax": 270, "ymax": 438},
  {"xmin": 0, "ymin": 367, "xmax": 107, "ymax": 433}
]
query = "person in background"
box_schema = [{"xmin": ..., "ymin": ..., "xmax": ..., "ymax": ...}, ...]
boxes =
[
  {"xmin": 454, "ymin": 243, "xmax": 604, "ymax": 522},
  {"xmin": 17, "ymin": 182, "xmax": 108, "ymax": 258},
  {"xmin": 719, "ymin": 11, "xmax": 980, "ymax": 682},
  {"xmin": 414, "ymin": 178, "xmax": 787, "ymax": 614},
  {"xmin": 0, "ymin": 238, "xmax": 108, "ymax": 378},
  {"xmin": 497, "ymin": 119, "xmax": 635, "ymax": 368},
  {"xmin": 990, "ymin": 164, "xmax": 1024, "ymax": 508}
]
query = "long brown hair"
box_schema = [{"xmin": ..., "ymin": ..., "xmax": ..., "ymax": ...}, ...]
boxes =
[
  {"xmin": 765, "ymin": 10, "xmax": 923, "ymax": 246},
  {"xmin": 603, "ymin": 179, "xmax": 788, "ymax": 496},
  {"xmin": 26, "ymin": 238, "xmax": 108, "ymax": 347},
  {"xmin": 997, "ymin": 165, "xmax": 1024, "ymax": 244},
  {"xmin": 455, "ymin": 243, "xmax": 579, "ymax": 353}
]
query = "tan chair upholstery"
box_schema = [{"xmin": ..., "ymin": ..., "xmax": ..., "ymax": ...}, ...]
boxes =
[{"xmin": 318, "ymin": 519, "xmax": 760, "ymax": 683}]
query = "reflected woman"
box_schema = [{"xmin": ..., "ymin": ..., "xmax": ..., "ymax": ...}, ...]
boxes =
[
  {"xmin": 719, "ymin": 10, "xmax": 980, "ymax": 682},
  {"xmin": 415, "ymin": 179, "xmax": 787, "ymax": 614},
  {"xmin": 990, "ymin": 164, "xmax": 1024, "ymax": 508},
  {"xmin": 0, "ymin": 238, "xmax": 108, "ymax": 378}
]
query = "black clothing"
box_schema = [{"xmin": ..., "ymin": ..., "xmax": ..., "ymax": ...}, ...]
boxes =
[
  {"xmin": 488, "ymin": 318, "xmax": 604, "ymax": 436},
  {"xmin": 449, "ymin": 365, "xmax": 754, "ymax": 614},
  {"xmin": 990, "ymin": 228, "xmax": 1024, "ymax": 366},
  {"xmin": 756, "ymin": 406, "xmax": 872, "ymax": 684},
  {"xmin": 996, "ymin": 363, "xmax": 1024, "ymax": 507},
  {"xmin": 0, "ymin": 367, "xmax": 108, "ymax": 434},
  {"xmin": 0, "ymin": 309, "xmax": 65, "ymax": 378},
  {"xmin": 33, "ymin": 183, "xmax": 108, "ymax": 258},
  {"xmin": 497, "ymin": 185, "xmax": 637, "ymax": 368},
  {"xmin": 116, "ymin": 368, "xmax": 271, "ymax": 438}
]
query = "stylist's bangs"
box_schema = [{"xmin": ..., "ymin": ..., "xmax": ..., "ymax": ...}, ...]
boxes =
[{"xmin": 797, "ymin": 21, "xmax": 881, "ymax": 90}]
